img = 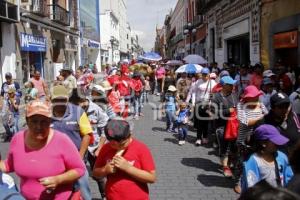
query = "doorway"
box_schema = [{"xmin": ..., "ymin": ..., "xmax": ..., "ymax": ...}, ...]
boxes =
[{"xmin": 227, "ymin": 34, "xmax": 250, "ymax": 65}]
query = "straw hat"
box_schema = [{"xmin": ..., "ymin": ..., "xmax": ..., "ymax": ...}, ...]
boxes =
[
  {"xmin": 100, "ymin": 80, "xmax": 113, "ymax": 91},
  {"xmin": 168, "ymin": 85, "xmax": 177, "ymax": 92}
]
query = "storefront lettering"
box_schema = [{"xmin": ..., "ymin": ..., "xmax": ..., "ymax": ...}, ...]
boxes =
[
  {"xmin": 20, "ymin": 33, "xmax": 47, "ymax": 52},
  {"xmin": 88, "ymin": 40, "xmax": 100, "ymax": 49},
  {"xmin": 274, "ymin": 31, "xmax": 298, "ymax": 49}
]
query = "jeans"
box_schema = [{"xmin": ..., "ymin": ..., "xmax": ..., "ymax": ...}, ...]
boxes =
[
  {"xmin": 133, "ymin": 95, "xmax": 142, "ymax": 115},
  {"xmin": 78, "ymin": 170, "xmax": 92, "ymax": 200},
  {"xmin": 3, "ymin": 113, "xmax": 19, "ymax": 139},
  {"xmin": 142, "ymin": 91, "xmax": 149, "ymax": 103},
  {"xmin": 178, "ymin": 123, "xmax": 188, "ymax": 140},
  {"xmin": 165, "ymin": 110, "xmax": 176, "ymax": 130}
]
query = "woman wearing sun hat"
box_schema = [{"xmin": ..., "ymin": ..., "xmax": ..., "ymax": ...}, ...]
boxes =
[
  {"xmin": 241, "ymin": 124, "xmax": 293, "ymax": 192},
  {"xmin": 233, "ymin": 85, "xmax": 269, "ymax": 194}
]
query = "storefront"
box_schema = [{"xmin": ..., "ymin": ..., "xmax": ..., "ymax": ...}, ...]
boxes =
[
  {"xmin": 20, "ymin": 32, "xmax": 46, "ymax": 82},
  {"xmin": 273, "ymin": 30, "xmax": 298, "ymax": 68}
]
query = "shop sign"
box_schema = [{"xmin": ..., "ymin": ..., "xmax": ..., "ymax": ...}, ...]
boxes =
[
  {"xmin": 88, "ymin": 40, "xmax": 100, "ymax": 49},
  {"xmin": 274, "ymin": 31, "xmax": 298, "ymax": 49},
  {"xmin": 20, "ymin": 32, "xmax": 46, "ymax": 52}
]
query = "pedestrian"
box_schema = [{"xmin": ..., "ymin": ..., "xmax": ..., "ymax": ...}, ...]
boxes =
[
  {"xmin": 259, "ymin": 77, "xmax": 277, "ymax": 111},
  {"xmin": 155, "ymin": 64, "xmax": 166, "ymax": 96},
  {"xmin": 250, "ymin": 63, "xmax": 264, "ymax": 90},
  {"xmin": 276, "ymin": 65, "xmax": 293, "ymax": 95},
  {"xmin": 289, "ymin": 74, "xmax": 300, "ymax": 116},
  {"xmin": 143, "ymin": 76, "xmax": 151, "ymax": 103},
  {"xmin": 93, "ymin": 119, "xmax": 156, "ymax": 200},
  {"xmin": 287, "ymin": 140, "xmax": 300, "ymax": 196},
  {"xmin": 24, "ymin": 81, "xmax": 38, "ymax": 103},
  {"xmin": 176, "ymin": 102, "xmax": 189, "ymax": 145},
  {"xmin": 161, "ymin": 67, "xmax": 176, "ymax": 101},
  {"xmin": 162, "ymin": 85, "xmax": 177, "ymax": 132},
  {"xmin": 241, "ymin": 125, "xmax": 293, "ymax": 191},
  {"xmin": 30, "ymin": 70, "xmax": 49, "ymax": 101},
  {"xmin": 0, "ymin": 100, "xmax": 86, "ymax": 199},
  {"xmin": 176, "ymin": 72, "xmax": 191, "ymax": 100},
  {"xmin": 61, "ymin": 67, "xmax": 77, "ymax": 91},
  {"xmin": 192, "ymin": 67, "xmax": 216, "ymax": 146},
  {"xmin": 118, "ymin": 64, "xmax": 132, "ymax": 118},
  {"xmin": 213, "ymin": 76, "xmax": 238, "ymax": 177},
  {"xmin": 50, "ymin": 85, "xmax": 93, "ymax": 200},
  {"xmin": 235, "ymin": 64, "xmax": 251, "ymax": 96},
  {"xmin": 131, "ymin": 71, "xmax": 144, "ymax": 120},
  {"xmin": 186, "ymin": 73, "xmax": 201, "ymax": 103},
  {"xmin": 234, "ymin": 85, "xmax": 268, "ymax": 194}
]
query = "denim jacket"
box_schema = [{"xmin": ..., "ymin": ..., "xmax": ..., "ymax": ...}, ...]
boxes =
[{"xmin": 241, "ymin": 151, "xmax": 293, "ymax": 192}]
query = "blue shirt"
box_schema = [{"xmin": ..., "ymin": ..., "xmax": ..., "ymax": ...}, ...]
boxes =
[{"xmin": 165, "ymin": 93, "xmax": 176, "ymax": 112}]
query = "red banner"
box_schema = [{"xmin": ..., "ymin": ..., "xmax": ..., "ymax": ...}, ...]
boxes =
[{"xmin": 274, "ymin": 31, "xmax": 298, "ymax": 49}]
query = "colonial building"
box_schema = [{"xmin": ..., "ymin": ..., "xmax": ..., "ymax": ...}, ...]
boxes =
[
  {"xmin": 204, "ymin": 0, "xmax": 260, "ymax": 67},
  {"xmin": 260, "ymin": 0, "xmax": 300, "ymax": 73}
]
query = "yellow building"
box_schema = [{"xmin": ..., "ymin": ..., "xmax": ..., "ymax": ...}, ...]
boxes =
[{"xmin": 260, "ymin": 0, "xmax": 300, "ymax": 72}]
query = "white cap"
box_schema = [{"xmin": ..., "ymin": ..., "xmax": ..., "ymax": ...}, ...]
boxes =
[{"xmin": 263, "ymin": 70, "xmax": 276, "ymax": 78}]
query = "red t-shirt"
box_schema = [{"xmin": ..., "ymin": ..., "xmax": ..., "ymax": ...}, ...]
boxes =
[
  {"xmin": 95, "ymin": 139, "xmax": 155, "ymax": 200},
  {"xmin": 118, "ymin": 76, "xmax": 132, "ymax": 97}
]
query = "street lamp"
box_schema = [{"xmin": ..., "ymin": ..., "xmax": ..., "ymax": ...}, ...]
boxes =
[
  {"xmin": 110, "ymin": 36, "xmax": 117, "ymax": 64},
  {"xmin": 184, "ymin": 22, "xmax": 197, "ymax": 54}
]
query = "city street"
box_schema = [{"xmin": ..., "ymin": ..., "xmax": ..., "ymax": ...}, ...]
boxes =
[{"xmin": 0, "ymin": 95, "xmax": 238, "ymax": 200}]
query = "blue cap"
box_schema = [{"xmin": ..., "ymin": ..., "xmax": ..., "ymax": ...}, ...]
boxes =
[
  {"xmin": 201, "ymin": 67, "xmax": 210, "ymax": 74},
  {"xmin": 220, "ymin": 76, "xmax": 237, "ymax": 85},
  {"xmin": 262, "ymin": 77, "xmax": 273, "ymax": 85},
  {"xmin": 254, "ymin": 125, "xmax": 289, "ymax": 145}
]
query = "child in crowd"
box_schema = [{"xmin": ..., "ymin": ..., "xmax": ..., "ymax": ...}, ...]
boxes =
[
  {"xmin": 163, "ymin": 85, "xmax": 177, "ymax": 132},
  {"xmin": 24, "ymin": 81, "xmax": 38, "ymax": 103},
  {"xmin": 176, "ymin": 102, "xmax": 189, "ymax": 145}
]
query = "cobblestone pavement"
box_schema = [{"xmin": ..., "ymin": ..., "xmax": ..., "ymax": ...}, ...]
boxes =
[{"xmin": 0, "ymin": 95, "xmax": 239, "ymax": 200}]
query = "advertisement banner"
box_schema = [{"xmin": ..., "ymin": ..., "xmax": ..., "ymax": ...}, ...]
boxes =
[{"xmin": 20, "ymin": 32, "xmax": 47, "ymax": 52}]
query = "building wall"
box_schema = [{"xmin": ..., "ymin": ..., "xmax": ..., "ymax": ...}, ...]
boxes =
[{"xmin": 260, "ymin": 0, "xmax": 300, "ymax": 68}]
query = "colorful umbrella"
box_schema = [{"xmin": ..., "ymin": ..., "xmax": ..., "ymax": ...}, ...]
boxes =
[
  {"xmin": 139, "ymin": 52, "xmax": 162, "ymax": 62},
  {"xmin": 175, "ymin": 64, "xmax": 203, "ymax": 74},
  {"xmin": 183, "ymin": 54, "xmax": 207, "ymax": 64}
]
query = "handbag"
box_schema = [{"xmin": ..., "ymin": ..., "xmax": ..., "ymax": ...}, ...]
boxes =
[{"xmin": 224, "ymin": 109, "xmax": 239, "ymax": 140}]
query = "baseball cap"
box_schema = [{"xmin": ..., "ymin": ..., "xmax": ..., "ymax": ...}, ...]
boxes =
[
  {"xmin": 263, "ymin": 70, "xmax": 276, "ymax": 78},
  {"xmin": 270, "ymin": 92, "xmax": 290, "ymax": 107},
  {"xmin": 51, "ymin": 85, "xmax": 71, "ymax": 100},
  {"xmin": 26, "ymin": 100, "xmax": 52, "ymax": 118},
  {"xmin": 5, "ymin": 72, "xmax": 12, "ymax": 78},
  {"xmin": 105, "ymin": 119, "xmax": 131, "ymax": 142},
  {"xmin": 220, "ymin": 76, "xmax": 237, "ymax": 86},
  {"xmin": 219, "ymin": 70, "xmax": 230, "ymax": 78},
  {"xmin": 242, "ymin": 85, "xmax": 263, "ymax": 100},
  {"xmin": 262, "ymin": 77, "xmax": 273, "ymax": 85},
  {"xmin": 201, "ymin": 67, "xmax": 210, "ymax": 74},
  {"xmin": 254, "ymin": 124, "xmax": 289, "ymax": 145}
]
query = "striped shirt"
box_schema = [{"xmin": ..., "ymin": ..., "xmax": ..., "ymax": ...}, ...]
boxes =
[{"xmin": 237, "ymin": 102, "xmax": 268, "ymax": 144}]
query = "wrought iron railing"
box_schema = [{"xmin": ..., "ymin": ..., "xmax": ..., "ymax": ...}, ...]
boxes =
[
  {"xmin": 31, "ymin": 0, "xmax": 49, "ymax": 17},
  {"xmin": 48, "ymin": 4, "xmax": 70, "ymax": 26}
]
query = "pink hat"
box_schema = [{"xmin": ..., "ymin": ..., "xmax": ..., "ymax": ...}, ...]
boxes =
[
  {"xmin": 26, "ymin": 100, "xmax": 52, "ymax": 118},
  {"xmin": 209, "ymin": 73, "xmax": 217, "ymax": 79},
  {"xmin": 242, "ymin": 85, "xmax": 263, "ymax": 100}
]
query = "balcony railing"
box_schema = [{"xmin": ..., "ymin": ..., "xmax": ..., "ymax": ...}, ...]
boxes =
[
  {"xmin": 31, "ymin": 0, "xmax": 49, "ymax": 17},
  {"xmin": 194, "ymin": 15, "xmax": 206, "ymax": 27},
  {"xmin": 48, "ymin": 4, "xmax": 70, "ymax": 26},
  {"xmin": 0, "ymin": 0, "xmax": 18, "ymax": 23}
]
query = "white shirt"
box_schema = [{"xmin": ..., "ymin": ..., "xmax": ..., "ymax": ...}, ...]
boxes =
[
  {"xmin": 259, "ymin": 90, "xmax": 277, "ymax": 111},
  {"xmin": 192, "ymin": 79, "xmax": 216, "ymax": 105},
  {"xmin": 63, "ymin": 75, "xmax": 77, "ymax": 90},
  {"xmin": 289, "ymin": 88, "xmax": 300, "ymax": 114}
]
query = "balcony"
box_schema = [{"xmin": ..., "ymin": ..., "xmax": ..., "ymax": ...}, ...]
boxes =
[
  {"xmin": 0, "ymin": 0, "xmax": 18, "ymax": 23},
  {"xmin": 31, "ymin": 0, "xmax": 49, "ymax": 17},
  {"xmin": 193, "ymin": 15, "xmax": 206, "ymax": 27},
  {"xmin": 48, "ymin": 4, "xmax": 70, "ymax": 26}
]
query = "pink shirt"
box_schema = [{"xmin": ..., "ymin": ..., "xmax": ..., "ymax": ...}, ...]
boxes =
[
  {"xmin": 5, "ymin": 130, "xmax": 85, "ymax": 200},
  {"xmin": 30, "ymin": 78, "xmax": 46, "ymax": 97}
]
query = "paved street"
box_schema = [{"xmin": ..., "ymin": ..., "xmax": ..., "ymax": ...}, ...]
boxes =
[{"xmin": 0, "ymin": 95, "xmax": 238, "ymax": 200}]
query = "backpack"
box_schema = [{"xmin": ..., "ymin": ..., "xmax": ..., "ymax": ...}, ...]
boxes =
[{"xmin": 0, "ymin": 171, "xmax": 25, "ymax": 200}]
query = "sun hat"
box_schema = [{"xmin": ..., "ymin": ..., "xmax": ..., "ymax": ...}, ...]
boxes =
[
  {"xmin": 26, "ymin": 100, "xmax": 52, "ymax": 118},
  {"xmin": 105, "ymin": 119, "xmax": 131, "ymax": 142},
  {"xmin": 92, "ymin": 84, "xmax": 105, "ymax": 93},
  {"xmin": 100, "ymin": 80, "xmax": 113, "ymax": 91},
  {"xmin": 263, "ymin": 70, "xmax": 276, "ymax": 78},
  {"xmin": 50, "ymin": 85, "xmax": 71, "ymax": 100},
  {"xmin": 270, "ymin": 92, "xmax": 290, "ymax": 107},
  {"xmin": 209, "ymin": 73, "xmax": 217, "ymax": 79},
  {"xmin": 7, "ymin": 88, "xmax": 16, "ymax": 94},
  {"xmin": 201, "ymin": 67, "xmax": 210, "ymax": 74},
  {"xmin": 168, "ymin": 85, "xmax": 177, "ymax": 92},
  {"xmin": 242, "ymin": 85, "xmax": 263, "ymax": 100},
  {"xmin": 220, "ymin": 76, "xmax": 237, "ymax": 86},
  {"xmin": 254, "ymin": 124, "xmax": 289, "ymax": 145}
]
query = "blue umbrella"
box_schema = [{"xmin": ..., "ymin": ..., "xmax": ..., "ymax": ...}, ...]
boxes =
[
  {"xmin": 139, "ymin": 52, "xmax": 162, "ymax": 62},
  {"xmin": 175, "ymin": 64, "xmax": 203, "ymax": 74}
]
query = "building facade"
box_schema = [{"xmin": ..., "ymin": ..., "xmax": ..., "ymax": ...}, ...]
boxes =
[
  {"xmin": 204, "ymin": 0, "xmax": 260, "ymax": 67},
  {"xmin": 260, "ymin": 0, "xmax": 300, "ymax": 73},
  {"xmin": 79, "ymin": 0, "xmax": 101, "ymax": 70}
]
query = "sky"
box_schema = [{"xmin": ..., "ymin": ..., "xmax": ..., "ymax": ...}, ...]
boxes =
[{"xmin": 127, "ymin": 0, "xmax": 177, "ymax": 52}]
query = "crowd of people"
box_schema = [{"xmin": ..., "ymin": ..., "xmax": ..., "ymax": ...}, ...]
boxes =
[{"xmin": 0, "ymin": 59, "xmax": 299, "ymax": 199}]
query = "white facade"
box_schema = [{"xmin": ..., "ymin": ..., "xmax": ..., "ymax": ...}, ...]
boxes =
[{"xmin": 0, "ymin": 23, "xmax": 17, "ymax": 84}]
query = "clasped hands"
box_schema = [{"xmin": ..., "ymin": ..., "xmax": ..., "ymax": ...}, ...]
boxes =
[{"xmin": 106, "ymin": 155, "xmax": 131, "ymax": 174}]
